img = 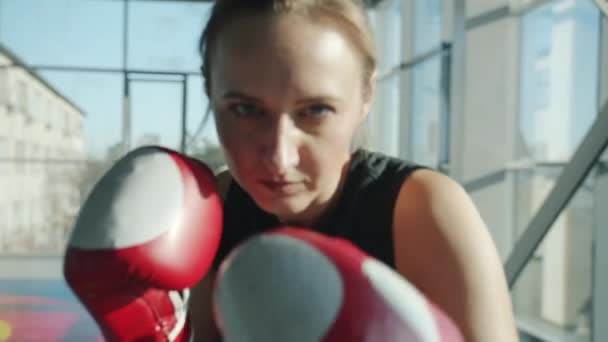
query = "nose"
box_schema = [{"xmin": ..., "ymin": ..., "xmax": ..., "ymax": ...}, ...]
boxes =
[{"xmin": 262, "ymin": 114, "xmax": 300, "ymax": 176}]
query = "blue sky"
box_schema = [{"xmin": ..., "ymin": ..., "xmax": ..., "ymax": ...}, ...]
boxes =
[{"xmin": 0, "ymin": 0, "xmax": 216, "ymax": 158}]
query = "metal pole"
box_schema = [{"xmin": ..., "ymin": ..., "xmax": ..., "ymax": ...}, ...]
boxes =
[
  {"xmin": 180, "ymin": 75, "xmax": 188, "ymax": 153},
  {"xmin": 592, "ymin": 6, "xmax": 608, "ymax": 342},
  {"xmin": 0, "ymin": 0, "xmax": 3, "ymax": 43},
  {"xmin": 593, "ymin": 162, "xmax": 608, "ymax": 342},
  {"xmin": 122, "ymin": 0, "xmax": 131, "ymax": 156},
  {"xmin": 438, "ymin": 42, "xmax": 452, "ymax": 174},
  {"xmin": 448, "ymin": 0, "xmax": 466, "ymax": 182},
  {"xmin": 30, "ymin": 65, "xmax": 201, "ymax": 76}
]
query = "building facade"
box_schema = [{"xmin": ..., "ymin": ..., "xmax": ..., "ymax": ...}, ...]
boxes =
[{"xmin": 0, "ymin": 45, "xmax": 85, "ymax": 253}]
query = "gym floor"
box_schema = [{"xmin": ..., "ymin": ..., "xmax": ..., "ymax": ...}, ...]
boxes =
[{"xmin": 0, "ymin": 277, "xmax": 100, "ymax": 341}]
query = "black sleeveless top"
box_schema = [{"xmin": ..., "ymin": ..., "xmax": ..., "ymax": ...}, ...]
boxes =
[{"xmin": 212, "ymin": 149, "xmax": 425, "ymax": 270}]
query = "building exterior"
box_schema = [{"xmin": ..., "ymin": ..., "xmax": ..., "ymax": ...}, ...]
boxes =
[{"xmin": 0, "ymin": 45, "xmax": 86, "ymax": 253}]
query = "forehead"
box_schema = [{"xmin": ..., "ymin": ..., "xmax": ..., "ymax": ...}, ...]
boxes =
[{"xmin": 209, "ymin": 13, "xmax": 363, "ymax": 98}]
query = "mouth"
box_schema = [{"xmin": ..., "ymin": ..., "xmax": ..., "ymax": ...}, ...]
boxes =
[{"xmin": 258, "ymin": 179, "xmax": 303, "ymax": 195}]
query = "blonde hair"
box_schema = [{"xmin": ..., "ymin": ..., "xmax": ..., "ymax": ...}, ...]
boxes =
[{"xmin": 198, "ymin": 0, "xmax": 377, "ymax": 98}]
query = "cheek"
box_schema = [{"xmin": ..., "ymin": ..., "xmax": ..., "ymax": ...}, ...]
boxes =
[
  {"xmin": 320, "ymin": 113, "xmax": 360, "ymax": 153},
  {"xmin": 215, "ymin": 116, "xmax": 256, "ymax": 171},
  {"xmin": 303, "ymin": 119, "xmax": 356, "ymax": 181}
]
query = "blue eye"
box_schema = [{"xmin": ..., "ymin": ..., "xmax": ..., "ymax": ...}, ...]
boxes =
[
  {"xmin": 229, "ymin": 103, "xmax": 264, "ymax": 117},
  {"xmin": 300, "ymin": 105, "xmax": 334, "ymax": 118}
]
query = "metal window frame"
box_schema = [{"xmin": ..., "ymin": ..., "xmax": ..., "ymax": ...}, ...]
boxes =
[
  {"xmin": 505, "ymin": 101, "xmax": 608, "ymax": 287},
  {"xmin": 592, "ymin": 9, "xmax": 608, "ymax": 342},
  {"xmin": 375, "ymin": 0, "xmax": 462, "ymax": 174},
  {"xmin": 593, "ymin": 160, "xmax": 608, "ymax": 342}
]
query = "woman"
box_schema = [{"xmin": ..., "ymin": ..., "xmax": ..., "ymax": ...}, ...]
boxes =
[{"xmin": 190, "ymin": 0, "xmax": 518, "ymax": 341}]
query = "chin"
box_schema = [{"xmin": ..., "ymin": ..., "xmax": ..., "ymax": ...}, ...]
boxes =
[{"xmin": 255, "ymin": 194, "xmax": 311, "ymax": 223}]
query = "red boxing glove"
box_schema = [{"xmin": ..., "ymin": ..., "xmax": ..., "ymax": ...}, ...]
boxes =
[
  {"xmin": 64, "ymin": 146, "xmax": 223, "ymax": 342},
  {"xmin": 213, "ymin": 227, "xmax": 463, "ymax": 342}
]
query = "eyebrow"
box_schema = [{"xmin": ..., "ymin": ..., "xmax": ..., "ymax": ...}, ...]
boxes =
[
  {"xmin": 221, "ymin": 90, "xmax": 340, "ymax": 105},
  {"xmin": 222, "ymin": 91, "xmax": 258, "ymax": 101}
]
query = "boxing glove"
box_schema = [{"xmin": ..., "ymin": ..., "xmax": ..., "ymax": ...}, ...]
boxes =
[
  {"xmin": 64, "ymin": 146, "xmax": 223, "ymax": 342},
  {"xmin": 213, "ymin": 227, "xmax": 463, "ymax": 342}
]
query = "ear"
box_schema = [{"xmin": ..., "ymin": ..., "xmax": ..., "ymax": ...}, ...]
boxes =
[{"xmin": 360, "ymin": 70, "xmax": 377, "ymax": 124}]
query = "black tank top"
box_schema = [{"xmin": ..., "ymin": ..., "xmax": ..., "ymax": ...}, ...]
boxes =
[{"xmin": 213, "ymin": 149, "xmax": 425, "ymax": 270}]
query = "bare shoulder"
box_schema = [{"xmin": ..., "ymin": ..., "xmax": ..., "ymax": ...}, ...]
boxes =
[
  {"xmin": 394, "ymin": 168, "xmax": 488, "ymax": 239},
  {"xmin": 392, "ymin": 169, "xmax": 490, "ymax": 272},
  {"xmin": 392, "ymin": 169, "xmax": 518, "ymax": 342},
  {"xmin": 399, "ymin": 168, "xmax": 466, "ymax": 202}
]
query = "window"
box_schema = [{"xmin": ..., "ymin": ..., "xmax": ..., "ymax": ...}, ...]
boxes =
[
  {"xmin": 25, "ymin": 144, "xmax": 31, "ymax": 174},
  {"xmin": 0, "ymin": 137, "xmax": 8, "ymax": 174},
  {"xmin": 375, "ymin": 74, "xmax": 401, "ymax": 156},
  {"xmin": 34, "ymin": 90, "xmax": 42, "ymax": 122},
  {"xmin": 380, "ymin": 0, "xmax": 403, "ymax": 70},
  {"xmin": 534, "ymin": 68, "xmax": 550, "ymax": 110},
  {"xmin": 0, "ymin": 69, "xmax": 7, "ymax": 107},
  {"xmin": 413, "ymin": 0, "xmax": 442, "ymax": 54},
  {"xmin": 32, "ymin": 144, "xmax": 40, "ymax": 173},
  {"xmin": 17, "ymin": 80, "xmax": 28, "ymax": 115},
  {"xmin": 0, "ymin": 204, "xmax": 6, "ymax": 241},
  {"xmin": 14, "ymin": 141, "xmax": 25, "ymax": 173},
  {"xmin": 46, "ymin": 101, "xmax": 53, "ymax": 129},
  {"xmin": 30, "ymin": 200, "xmax": 39, "ymax": 233},
  {"xmin": 409, "ymin": 0, "xmax": 444, "ymax": 167},
  {"xmin": 512, "ymin": 0, "xmax": 602, "ymax": 333},
  {"xmin": 410, "ymin": 57, "xmax": 442, "ymax": 167},
  {"xmin": 518, "ymin": 0, "xmax": 600, "ymax": 162},
  {"xmin": 13, "ymin": 202, "xmax": 22, "ymax": 232},
  {"xmin": 371, "ymin": 0, "xmax": 403, "ymax": 157},
  {"xmin": 64, "ymin": 111, "xmax": 70, "ymax": 136},
  {"xmin": 45, "ymin": 147, "xmax": 52, "ymax": 171}
]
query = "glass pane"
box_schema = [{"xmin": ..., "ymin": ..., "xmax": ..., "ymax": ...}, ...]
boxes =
[
  {"xmin": 512, "ymin": 2, "xmax": 602, "ymax": 339},
  {"xmin": 372, "ymin": 73, "xmax": 401, "ymax": 157},
  {"xmin": 128, "ymin": 1, "xmax": 212, "ymax": 72},
  {"xmin": 377, "ymin": 0, "xmax": 403, "ymax": 71},
  {"xmin": 517, "ymin": 0, "xmax": 600, "ymax": 162},
  {"xmin": 0, "ymin": 0, "xmax": 123, "ymax": 68},
  {"xmin": 130, "ymin": 79, "xmax": 183, "ymax": 151},
  {"xmin": 413, "ymin": 0, "xmax": 442, "ymax": 54},
  {"xmin": 367, "ymin": 8, "xmax": 379, "ymax": 34},
  {"xmin": 185, "ymin": 75, "xmax": 225, "ymax": 172},
  {"xmin": 186, "ymin": 74, "xmax": 216, "ymax": 146},
  {"xmin": 410, "ymin": 56, "xmax": 442, "ymax": 167},
  {"xmin": 511, "ymin": 160, "xmax": 598, "ymax": 340}
]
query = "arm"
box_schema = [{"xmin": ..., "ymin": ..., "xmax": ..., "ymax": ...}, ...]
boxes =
[
  {"xmin": 190, "ymin": 273, "xmax": 221, "ymax": 342},
  {"xmin": 392, "ymin": 169, "xmax": 518, "ymax": 342},
  {"xmin": 190, "ymin": 169, "xmax": 233, "ymax": 342}
]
